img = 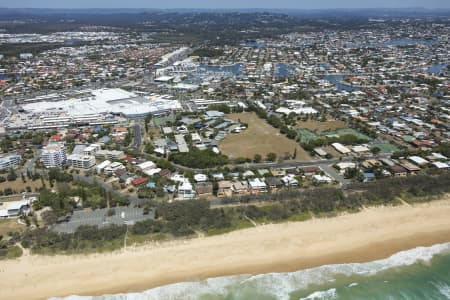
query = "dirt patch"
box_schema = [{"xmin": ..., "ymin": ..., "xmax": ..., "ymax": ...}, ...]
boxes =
[{"xmin": 294, "ymin": 119, "xmax": 347, "ymax": 131}]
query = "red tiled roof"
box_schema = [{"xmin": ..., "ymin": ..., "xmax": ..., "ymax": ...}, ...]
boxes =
[{"xmin": 132, "ymin": 177, "xmax": 149, "ymax": 186}]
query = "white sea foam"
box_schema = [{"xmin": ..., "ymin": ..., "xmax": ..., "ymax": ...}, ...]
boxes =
[
  {"xmin": 433, "ymin": 282, "xmax": 450, "ymax": 298},
  {"xmin": 299, "ymin": 288, "xmax": 337, "ymax": 300},
  {"xmin": 50, "ymin": 242, "xmax": 450, "ymax": 300}
]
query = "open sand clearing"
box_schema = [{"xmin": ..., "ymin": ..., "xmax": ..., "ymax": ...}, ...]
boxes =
[{"xmin": 1, "ymin": 198, "xmax": 450, "ymax": 300}]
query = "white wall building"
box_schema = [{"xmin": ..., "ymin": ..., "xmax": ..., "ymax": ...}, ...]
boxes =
[
  {"xmin": 0, "ymin": 155, "xmax": 21, "ymax": 170},
  {"xmin": 41, "ymin": 143, "xmax": 67, "ymax": 168},
  {"xmin": 104, "ymin": 162, "xmax": 125, "ymax": 174},
  {"xmin": 96, "ymin": 160, "xmax": 112, "ymax": 174},
  {"xmin": 67, "ymin": 154, "xmax": 96, "ymax": 169},
  {"xmin": 95, "ymin": 149, "xmax": 125, "ymax": 160},
  {"xmin": 83, "ymin": 144, "xmax": 101, "ymax": 156}
]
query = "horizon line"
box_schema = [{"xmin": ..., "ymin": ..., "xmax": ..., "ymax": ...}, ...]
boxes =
[{"xmin": 1, "ymin": 6, "xmax": 449, "ymax": 10}]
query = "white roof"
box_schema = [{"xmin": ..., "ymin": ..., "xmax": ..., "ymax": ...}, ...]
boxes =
[
  {"xmin": 313, "ymin": 175, "xmax": 333, "ymax": 183},
  {"xmin": 352, "ymin": 145, "xmax": 370, "ymax": 153},
  {"xmin": 431, "ymin": 153, "xmax": 447, "ymax": 160},
  {"xmin": 171, "ymin": 174, "xmax": 186, "ymax": 183},
  {"xmin": 96, "ymin": 160, "xmax": 112, "ymax": 169},
  {"xmin": 408, "ymin": 156, "xmax": 429, "ymax": 165},
  {"xmin": 275, "ymin": 107, "xmax": 292, "ymax": 115},
  {"xmin": 337, "ymin": 162, "xmax": 356, "ymax": 169},
  {"xmin": 154, "ymin": 76, "xmax": 174, "ymax": 82},
  {"xmin": 106, "ymin": 162, "xmax": 125, "ymax": 170},
  {"xmin": 243, "ymin": 170, "xmax": 255, "ymax": 177},
  {"xmin": 178, "ymin": 180, "xmax": 193, "ymax": 191},
  {"xmin": 22, "ymin": 88, "xmax": 181, "ymax": 118},
  {"xmin": 194, "ymin": 174, "xmax": 208, "ymax": 182},
  {"xmin": 138, "ymin": 161, "xmax": 156, "ymax": 171},
  {"xmin": 0, "ymin": 199, "xmax": 31, "ymax": 212},
  {"xmin": 143, "ymin": 168, "xmax": 162, "ymax": 176},
  {"xmin": 314, "ymin": 148, "xmax": 327, "ymax": 156},
  {"xmin": 432, "ymin": 162, "xmax": 449, "ymax": 169},
  {"xmin": 292, "ymin": 107, "xmax": 318, "ymax": 115},
  {"xmin": 332, "ymin": 143, "xmax": 351, "ymax": 154},
  {"xmin": 248, "ymin": 178, "xmax": 267, "ymax": 189},
  {"xmin": 281, "ymin": 175, "xmax": 298, "ymax": 185}
]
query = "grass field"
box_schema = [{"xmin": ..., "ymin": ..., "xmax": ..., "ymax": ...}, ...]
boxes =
[
  {"xmin": 295, "ymin": 119, "xmax": 347, "ymax": 131},
  {"xmin": 371, "ymin": 143, "xmax": 400, "ymax": 153},
  {"xmin": 0, "ymin": 219, "xmax": 25, "ymax": 236},
  {"xmin": 219, "ymin": 113, "xmax": 312, "ymax": 161},
  {"xmin": 297, "ymin": 128, "xmax": 371, "ymax": 144},
  {"xmin": 0, "ymin": 179, "xmax": 50, "ymax": 194}
]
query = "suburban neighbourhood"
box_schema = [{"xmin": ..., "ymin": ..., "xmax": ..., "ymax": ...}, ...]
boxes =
[{"xmin": 0, "ymin": 8, "xmax": 448, "ymax": 259}]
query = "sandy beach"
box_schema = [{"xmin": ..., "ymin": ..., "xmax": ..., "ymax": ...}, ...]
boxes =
[{"xmin": 1, "ymin": 198, "xmax": 450, "ymax": 300}]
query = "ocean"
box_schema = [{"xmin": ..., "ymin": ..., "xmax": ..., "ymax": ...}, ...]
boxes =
[{"xmin": 50, "ymin": 242, "xmax": 450, "ymax": 300}]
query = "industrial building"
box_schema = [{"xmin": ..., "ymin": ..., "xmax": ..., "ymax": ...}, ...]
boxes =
[{"xmin": 19, "ymin": 88, "xmax": 182, "ymax": 124}]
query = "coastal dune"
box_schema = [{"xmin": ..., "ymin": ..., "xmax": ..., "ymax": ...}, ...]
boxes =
[{"xmin": 1, "ymin": 198, "xmax": 450, "ymax": 300}]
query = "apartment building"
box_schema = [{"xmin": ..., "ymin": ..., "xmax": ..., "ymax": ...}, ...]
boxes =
[{"xmin": 41, "ymin": 143, "xmax": 67, "ymax": 168}]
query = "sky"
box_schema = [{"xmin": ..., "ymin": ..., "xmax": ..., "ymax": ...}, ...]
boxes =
[{"xmin": 1, "ymin": 0, "xmax": 449, "ymax": 9}]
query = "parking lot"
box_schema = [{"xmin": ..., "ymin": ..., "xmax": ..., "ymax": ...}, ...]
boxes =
[{"xmin": 53, "ymin": 207, "xmax": 155, "ymax": 233}]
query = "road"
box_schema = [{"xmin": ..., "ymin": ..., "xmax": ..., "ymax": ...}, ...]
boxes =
[
  {"xmin": 22, "ymin": 148, "xmax": 41, "ymax": 174},
  {"xmin": 72, "ymin": 174, "xmax": 144, "ymax": 207},
  {"xmin": 131, "ymin": 122, "xmax": 143, "ymax": 150},
  {"xmin": 320, "ymin": 164, "xmax": 351, "ymax": 186},
  {"xmin": 171, "ymin": 157, "xmax": 350, "ymax": 173}
]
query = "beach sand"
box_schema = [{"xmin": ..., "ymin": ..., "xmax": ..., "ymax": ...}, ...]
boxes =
[{"xmin": 1, "ymin": 198, "xmax": 450, "ymax": 300}]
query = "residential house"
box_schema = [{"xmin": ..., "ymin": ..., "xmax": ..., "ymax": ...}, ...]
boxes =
[
  {"xmin": 300, "ymin": 166, "xmax": 321, "ymax": 176},
  {"xmin": 248, "ymin": 178, "xmax": 267, "ymax": 194},
  {"xmin": 195, "ymin": 182, "xmax": 214, "ymax": 198},
  {"xmin": 312, "ymin": 175, "xmax": 333, "ymax": 185},
  {"xmin": 281, "ymin": 175, "xmax": 299, "ymax": 186},
  {"xmin": 217, "ymin": 180, "xmax": 233, "ymax": 197},
  {"xmin": 389, "ymin": 165, "xmax": 408, "ymax": 177},
  {"xmin": 265, "ymin": 177, "xmax": 284, "ymax": 191},
  {"xmin": 177, "ymin": 180, "xmax": 196, "ymax": 200},
  {"xmin": 232, "ymin": 181, "xmax": 249, "ymax": 195},
  {"xmin": 132, "ymin": 177, "xmax": 149, "ymax": 187}
]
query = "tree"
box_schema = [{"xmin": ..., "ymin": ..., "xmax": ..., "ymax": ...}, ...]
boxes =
[
  {"xmin": 253, "ymin": 154, "xmax": 262, "ymax": 163},
  {"xmin": 266, "ymin": 152, "xmax": 277, "ymax": 162},
  {"xmin": 41, "ymin": 210, "xmax": 58, "ymax": 225},
  {"xmin": 145, "ymin": 113, "xmax": 153, "ymax": 133},
  {"xmin": 371, "ymin": 147, "xmax": 381, "ymax": 155},
  {"xmin": 344, "ymin": 168, "xmax": 359, "ymax": 179},
  {"xmin": 7, "ymin": 168, "xmax": 17, "ymax": 182}
]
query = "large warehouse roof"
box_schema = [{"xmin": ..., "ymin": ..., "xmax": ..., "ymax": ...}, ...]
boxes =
[{"xmin": 22, "ymin": 88, "xmax": 181, "ymax": 118}]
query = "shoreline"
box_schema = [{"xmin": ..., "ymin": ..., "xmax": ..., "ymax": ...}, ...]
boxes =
[{"xmin": 1, "ymin": 199, "xmax": 450, "ymax": 300}]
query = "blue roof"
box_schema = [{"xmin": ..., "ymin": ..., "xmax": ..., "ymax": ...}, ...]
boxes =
[
  {"xmin": 98, "ymin": 136, "xmax": 111, "ymax": 143},
  {"xmin": 363, "ymin": 172, "xmax": 376, "ymax": 178}
]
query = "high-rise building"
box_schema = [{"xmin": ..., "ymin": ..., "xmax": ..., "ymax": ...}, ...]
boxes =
[{"xmin": 41, "ymin": 143, "xmax": 67, "ymax": 168}]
